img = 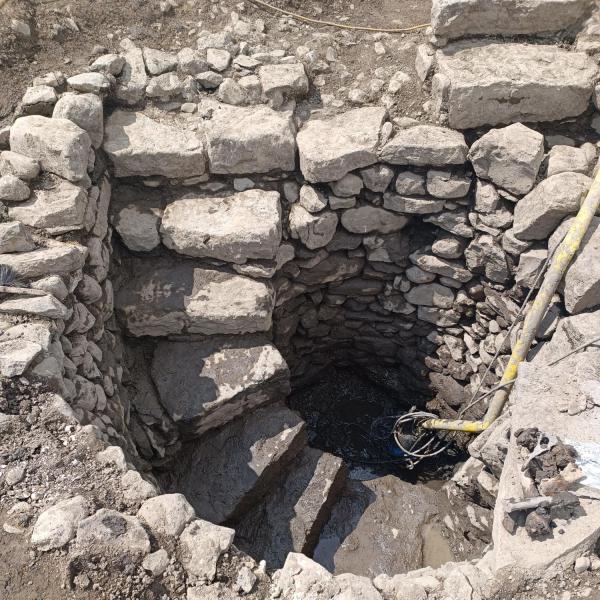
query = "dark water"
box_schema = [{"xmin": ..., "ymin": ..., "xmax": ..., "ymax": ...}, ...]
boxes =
[{"xmin": 288, "ymin": 366, "xmax": 465, "ymax": 482}]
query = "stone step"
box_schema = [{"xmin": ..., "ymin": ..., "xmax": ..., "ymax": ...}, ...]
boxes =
[
  {"xmin": 115, "ymin": 258, "xmax": 275, "ymax": 337},
  {"xmin": 431, "ymin": 0, "xmax": 591, "ymax": 42},
  {"xmin": 432, "ymin": 42, "xmax": 596, "ymax": 129},
  {"xmin": 150, "ymin": 336, "xmax": 290, "ymax": 437},
  {"xmin": 168, "ymin": 403, "xmax": 307, "ymax": 524},
  {"xmin": 234, "ymin": 447, "xmax": 347, "ymax": 569}
]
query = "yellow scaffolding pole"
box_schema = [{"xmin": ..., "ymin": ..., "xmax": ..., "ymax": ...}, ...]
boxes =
[{"xmin": 421, "ymin": 162, "xmax": 600, "ymax": 434}]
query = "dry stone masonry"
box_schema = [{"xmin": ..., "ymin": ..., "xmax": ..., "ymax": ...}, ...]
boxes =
[{"xmin": 2, "ymin": 0, "xmax": 600, "ymax": 598}]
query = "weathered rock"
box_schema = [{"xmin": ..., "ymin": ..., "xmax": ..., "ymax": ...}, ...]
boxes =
[
  {"xmin": 115, "ymin": 39, "xmax": 148, "ymax": 105},
  {"xmin": 52, "ymin": 93, "xmax": 104, "ymax": 149},
  {"xmin": 0, "ymin": 294, "xmax": 70, "ymax": 319},
  {"xmin": 10, "ymin": 116, "xmax": 91, "ymax": 182},
  {"xmin": 259, "ymin": 63, "xmax": 309, "ymax": 103},
  {"xmin": 433, "ymin": 42, "xmax": 596, "ymax": 129},
  {"xmin": 76, "ymin": 509, "xmax": 150, "ymax": 558},
  {"xmin": 31, "ymin": 496, "xmax": 89, "ymax": 551},
  {"xmin": 142, "ymin": 549, "xmax": 170, "ymax": 577},
  {"xmin": 426, "ymin": 169, "xmax": 471, "ymax": 199},
  {"xmin": 0, "ymin": 151, "xmax": 40, "ymax": 180},
  {"xmin": 0, "ymin": 174, "xmax": 30, "ymax": 202},
  {"xmin": 289, "ymin": 205, "xmax": 338, "ymax": 249},
  {"xmin": 298, "ymin": 184, "xmax": 327, "ymax": 213},
  {"xmin": 550, "ymin": 217, "xmax": 600, "ymax": 314},
  {"xmin": 8, "ymin": 178, "xmax": 88, "ymax": 234},
  {"xmin": 116, "ymin": 260, "xmax": 275, "ymax": 336},
  {"xmin": 331, "ymin": 173, "xmax": 363, "ymax": 197},
  {"xmin": 177, "ymin": 48, "xmax": 209, "ymax": 76},
  {"xmin": 423, "ymin": 210, "xmax": 473, "ymax": 238},
  {"xmin": 468, "ymin": 124, "xmax": 544, "ymax": 195},
  {"xmin": 174, "ymin": 403, "xmax": 306, "ymax": 523},
  {"xmin": 432, "ymin": 233, "xmax": 465, "ymax": 259},
  {"xmin": 120, "ymin": 471, "xmax": 158, "ymax": 504},
  {"xmin": 380, "ymin": 125, "xmax": 468, "ymax": 166},
  {"xmin": 0, "ymin": 239, "xmax": 87, "ymax": 279},
  {"xmin": 406, "ymin": 283, "xmax": 455, "ymax": 308},
  {"xmin": 0, "ymin": 221, "xmax": 34, "ymax": 253},
  {"xmin": 465, "ymin": 235, "xmax": 510, "ymax": 283},
  {"xmin": 112, "ymin": 200, "xmax": 162, "ymax": 252},
  {"xmin": 204, "ymin": 102, "xmax": 296, "ymax": 174},
  {"xmin": 236, "ymin": 448, "xmax": 346, "ymax": 569},
  {"xmin": 143, "ymin": 47, "xmax": 178, "ymax": 75},
  {"xmin": 384, "ymin": 193, "xmax": 445, "ymax": 214},
  {"xmin": 512, "ymin": 172, "xmax": 591, "ymax": 240},
  {"xmin": 273, "ymin": 553, "xmax": 340, "ymax": 599},
  {"xmin": 431, "ymin": 0, "xmax": 591, "ymax": 41},
  {"xmin": 90, "ymin": 54, "xmax": 126, "ymax": 76},
  {"xmin": 395, "ymin": 171, "xmax": 426, "ymax": 196},
  {"xmin": 67, "ymin": 72, "xmax": 111, "ymax": 94},
  {"xmin": 151, "ymin": 337, "xmax": 290, "ymax": 435},
  {"xmin": 104, "ymin": 110, "xmax": 206, "ymax": 178},
  {"xmin": 295, "ymin": 254, "xmax": 364, "ymax": 285},
  {"xmin": 137, "ymin": 494, "xmax": 195, "ymax": 538},
  {"xmin": 161, "ymin": 190, "xmax": 282, "ymax": 262},
  {"xmin": 0, "ymin": 339, "xmax": 43, "ymax": 377},
  {"xmin": 298, "ymin": 107, "xmax": 386, "ymax": 182},
  {"xmin": 361, "ymin": 164, "xmax": 394, "ymax": 193},
  {"xmin": 22, "ymin": 85, "xmax": 57, "ymax": 112},
  {"xmin": 179, "ymin": 519, "xmax": 235, "ymax": 581},
  {"xmin": 547, "ymin": 145, "xmax": 591, "ymax": 177},
  {"xmin": 341, "ymin": 206, "xmax": 409, "ymax": 234},
  {"xmin": 146, "ymin": 73, "xmax": 182, "ymax": 99},
  {"xmin": 418, "ymin": 306, "xmax": 461, "ymax": 327},
  {"xmin": 410, "ymin": 252, "xmax": 473, "ymax": 282}
]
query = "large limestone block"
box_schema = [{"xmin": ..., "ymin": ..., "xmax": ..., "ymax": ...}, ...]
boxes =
[
  {"xmin": 115, "ymin": 259, "xmax": 275, "ymax": 336},
  {"xmin": 297, "ymin": 107, "xmax": 387, "ymax": 182},
  {"xmin": 151, "ymin": 337, "xmax": 290, "ymax": 436},
  {"xmin": 103, "ymin": 110, "xmax": 206, "ymax": 178},
  {"xmin": 174, "ymin": 403, "xmax": 306, "ymax": 523},
  {"xmin": 379, "ymin": 125, "xmax": 468, "ymax": 166},
  {"xmin": 161, "ymin": 190, "xmax": 282, "ymax": 263},
  {"xmin": 235, "ymin": 447, "xmax": 347, "ymax": 569},
  {"xmin": 8, "ymin": 178, "xmax": 88, "ymax": 234},
  {"xmin": 52, "ymin": 93, "xmax": 104, "ymax": 149},
  {"xmin": 468, "ymin": 124, "xmax": 545, "ymax": 195},
  {"xmin": 10, "ymin": 116, "xmax": 91, "ymax": 182},
  {"xmin": 204, "ymin": 102, "xmax": 296, "ymax": 174},
  {"xmin": 114, "ymin": 39, "xmax": 148, "ymax": 105},
  {"xmin": 512, "ymin": 172, "xmax": 591, "ymax": 240},
  {"xmin": 0, "ymin": 239, "xmax": 87, "ymax": 279},
  {"xmin": 433, "ymin": 42, "xmax": 597, "ymax": 129},
  {"xmin": 432, "ymin": 0, "xmax": 592, "ymax": 41}
]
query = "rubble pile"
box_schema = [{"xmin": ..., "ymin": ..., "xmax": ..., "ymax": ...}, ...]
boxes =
[{"xmin": 1, "ymin": 0, "xmax": 600, "ymax": 598}]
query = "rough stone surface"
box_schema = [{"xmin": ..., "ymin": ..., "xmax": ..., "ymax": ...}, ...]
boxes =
[
  {"xmin": 341, "ymin": 206, "xmax": 409, "ymax": 234},
  {"xmin": 151, "ymin": 336, "xmax": 290, "ymax": 435},
  {"xmin": 173, "ymin": 403, "xmax": 306, "ymax": 523},
  {"xmin": 0, "ymin": 175, "xmax": 30, "ymax": 202},
  {"xmin": 433, "ymin": 42, "xmax": 596, "ymax": 129},
  {"xmin": 204, "ymin": 102, "xmax": 296, "ymax": 174},
  {"xmin": 0, "ymin": 221, "xmax": 35, "ymax": 253},
  {"xmin": 112, "ymin": 200, "xmax": 162, "ymax": 252},
  {"xmin": 431, "ymin": 0, "xmax": 592, "ymax": 41},
  {"xmin": 10, "ymin": 115, "xmax": 91, "ymax": 182},
  {"xmin": 8, "ymin": 178, "xmax": 89, "ymax": 234},
  {"xmin": 379, "ymin": 125, "xmax": 468, "ymax": 166},
  {"xmin": 468, "ymin": 124, "xmax": 545, "ymax": 195},
  {"xmin": 161, "ymin": 190, "xmax": 282, "ymax": 263},
  {"xmin": 0, "ymin": 150, "xmax": 40, "ymax": 180},
  {"xmin": 52, "ymin": 93, "xmax": 104, "ymax": 149},
  {"xmin": 179, "ymin": 519, "xmax": 235, "ymax": 580},
  {"xmin": 297, "ymin": 107, "xmax": 386, "ymax": 182},
  {"xmin": 0, "ymin": 339, "xmax": 43, "ymax": 377},
  {"xmin": 137, "ymin": 494, "xmax": 195, "ymax": 538},
  {"xmin": 513, "ymin": 172, "xmax": 591, "ymax": 240},
  {"xmin": 104, "ymin": 111, "xmax": 206, "ymax": 178},
  {"xmin": 289, "ymin": 205, "xmax": 338, "ymax": 249},
  {"xmin": 116, "ymin": 260, "xmax": 275, "ymax": 336},
  {"xmin": 31, "ymin": 496, "xmax": 89, "ymax": 551},
  {"xmin": 236, "ymin": 447, "xmax": 346, "ymax": 569}
]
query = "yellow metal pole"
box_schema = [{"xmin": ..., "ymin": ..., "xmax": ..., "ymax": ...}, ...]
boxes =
[{"xmin": 422, "ymin": 163, "xmax": 600, "ymax": 434}]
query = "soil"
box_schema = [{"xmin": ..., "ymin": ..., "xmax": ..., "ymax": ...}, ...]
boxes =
[{"xmin": 0, "ymin": 0, "xmax": 432, "ymax": 126}]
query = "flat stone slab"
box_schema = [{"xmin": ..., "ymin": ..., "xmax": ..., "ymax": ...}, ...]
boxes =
[
  {"xmin": 172, "ymin": 403, "xmax": 306, "ymax": 523},
  {"xmin": 0, "ymin": 239, "xmax": 87, "ymax": 279},
  {"xmin": 431, "ymin": 0, "xmax": 591, "ymax": 41},
  {"xmin": 151, "ymin": 337, "xmax": 290, "ymax": 437},
  {"xmin": 115, "ymin": 258, "xmax": 275, "ymax": 336},
  {"xmin": 8, "ymin": 179, "xmax": 88, "ymax": 234},
  {"xmin": 297, "ymin": 107, "xmax": 387, "ymax": 183},
  {"xmin": 432, "ymin": 42, "xmax": 597, "ymax": 129},
  {"xmin": 104, "ymin": 110, "xmax": 206, "ymax": 178},
  {"xmin": 235, "ymin": 447, "xmax": 346, "ymax": 569},
  {"xmin": 379, "ymin": 125, "xmax": 468, "ymax": 166},
  {"xmin": 203, "ymin": 102, "xmax": 296, "ymax": 174},
  {"xmin": 160, "ymin": 190, "xmax": 282, "ymax": 263}
]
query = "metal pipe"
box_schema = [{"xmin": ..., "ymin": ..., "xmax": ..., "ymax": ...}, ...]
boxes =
[{"xmin": 422, "ymin": 163, "xmax": 600, "ymax": 434}]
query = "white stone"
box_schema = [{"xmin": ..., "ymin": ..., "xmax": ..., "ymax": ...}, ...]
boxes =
[
  {"xmin": 341, "ymin": 206, "xmax": 408, "ymax": 234},
  {"xmin": 0, "ymin": 151, "xmax": 40, "ymax": 180},
  {"xmin": 138, "ymin": 494, "xmax": 195, "ymax": 537},
  {"xmin": 0, "ymin": 175, "xmax": 30, "ymax": 202},
  {"xmin": 31, "ymin": 496, "xmax": 88, "ymax": 551},
  {"xmin": 143, "ymin": 47, "xmax": 178, "ymax": 75},
  {"xmin": 0, "ymin": 222, "xmax": 35, "ymax": 253},
  {"xmin": 289, "ymin": 205, "xmax": 338, "ymax": 249},
  {"xmin": 299, "ymin": 184, "xmax": 327, "ymax": 213},
  {"xmin": 112, "ymin": 203, "xmax": 161, "ymax": 252},
  {"xmin": 0, "ymin": 339, "xmax": 43, "ymax": 377},
  {"xmin": 115, "ymin": 39, "xmax": 148, "ymax": 105},
  {"xmin": 67, "ymin": 72, "xmax": 111, "ymax": 94}
]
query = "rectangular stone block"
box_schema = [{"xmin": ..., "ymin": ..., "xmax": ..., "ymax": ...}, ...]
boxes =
[{"xmin": 432, "ymin": 42, "xmax": 597, "ymax": 129}]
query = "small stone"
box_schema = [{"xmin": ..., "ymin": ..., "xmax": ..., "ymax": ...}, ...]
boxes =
[
  {"xmin": 196, "ymin": 71, "xmax": 223, "ymax": 89},
  {"xmin": 236, "ymin": 566, "xmax": 257, "ymax": 593},
  {"xmin": 330, "ymin": 173, "xmax": 363, "ymax": 197},
  {"xmin": 207, "ymin": 48, "xmax": 232, "ymax": 72},
  {"xmin": 143, "ymin": 47, "xmax": 178, "ymax": 75},
  {"xmin": 388, "ymin": 71, "xmax": 411, "ymax": 93},
  {"xmin": 0, "ymin": 175, "xmax": 30, "ymax": 202},
  {"xmin": 137, "ymin": 494, "xmax": 195, "ymax": 538},
  {"xmin": 90, "ymin": 54, "xmax": 126, "ymax": 76},
  {"xmin": 299, "ymin": 184, "xmax": 327, "ymax": 213},
  {"xmin": 0, "ymin": 151, "xmax": 40, "ymax": 181},
  {"xmin": 142, "ymin": 549, "xmax": 170, "ymax": 576},
  {"xmin": 31, "ymin": 496, "xmax": 89, "ymax": 551},
  {"xmin": 67, "ymin": 72, "xmax": 111, "ymax": 94},
  {"xmin": 574, "ymin": 556, "xmax": 591, "ymax": 574}
]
